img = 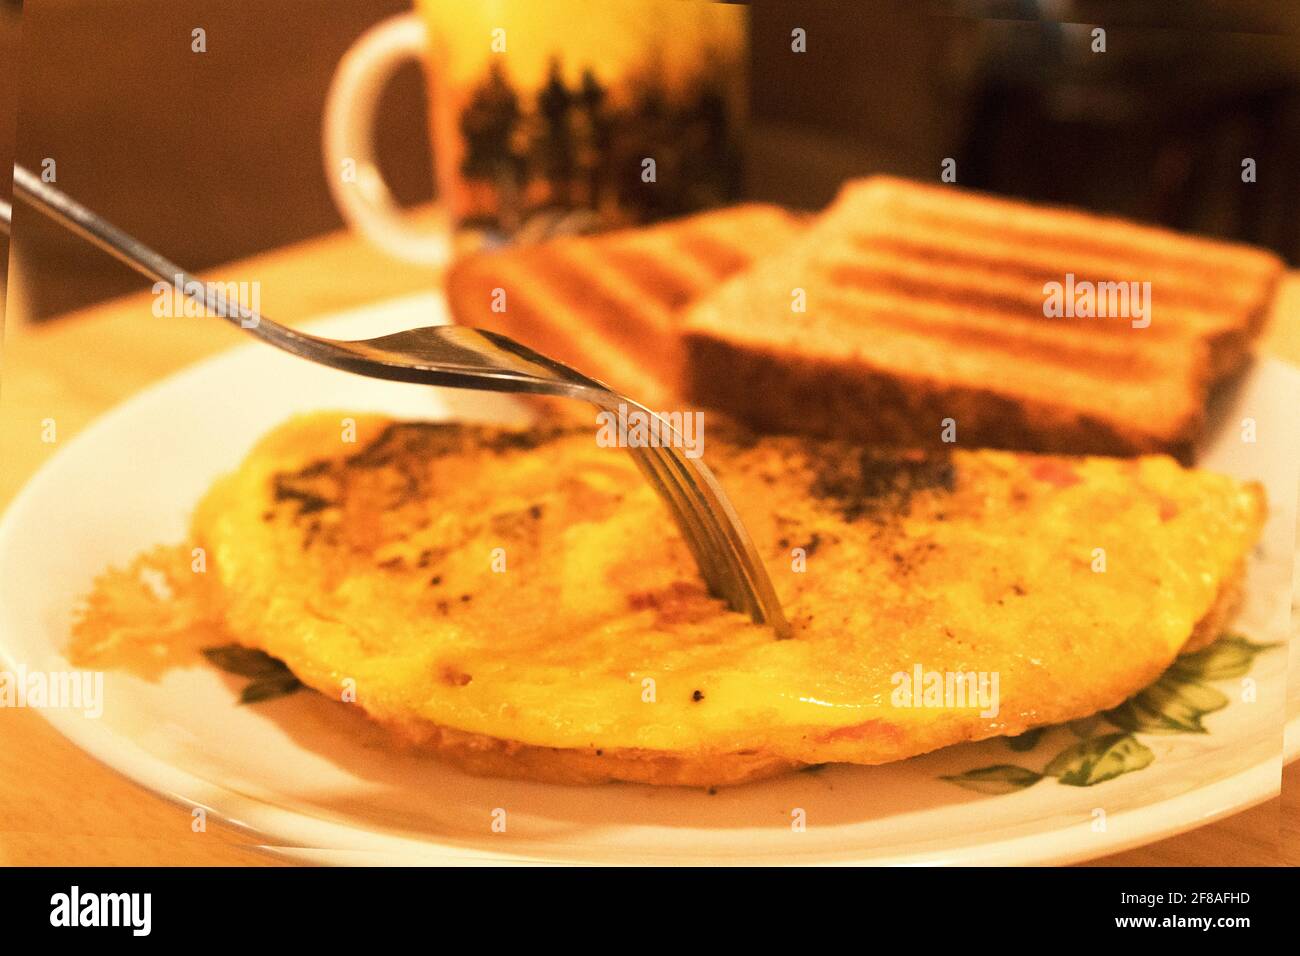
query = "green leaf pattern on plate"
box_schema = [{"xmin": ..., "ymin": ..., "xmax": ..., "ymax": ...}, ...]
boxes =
[
  {"xmin": 1006, "ymin": 727, "xmax": 1045, "ymax": 752},
  {"xmin": 945, "ymin": 634, "xmax": 1277, "ymax": 792},
  {"xmin": 1105, "ymin": 674, "xmax": 1229, "ymax": 734},
  {"xmin": 1170, "ymin": 635, "xmax": 1275, "ymax": 681},
  {"xmin": 239, "ymin": 672, "xmax": 303, "ymax": 704},
  {"xmin": 942, "ymin": 765, "xmax": 1043, "ymax": 794},
  {"xmin": 203, "ymin": 644, "xmax": 306, "ymax": 703},
  {"xmin": 1043, "ymin": 733, "xmax": 1154, "ymax": 786}
]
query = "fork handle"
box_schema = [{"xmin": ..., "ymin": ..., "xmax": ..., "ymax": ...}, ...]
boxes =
[
  {"xmin": 10, "ymin": 166, "xmax": 186, "ymax": 287},
  {"xmin": 6, "ymin": 165, "xmax": 270, "ymax": 333}
]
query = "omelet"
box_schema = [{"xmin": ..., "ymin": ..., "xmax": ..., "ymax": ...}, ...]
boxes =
[{"xmin": 191, "ymin": 412, "xmax": 1265, "ymax": 786}]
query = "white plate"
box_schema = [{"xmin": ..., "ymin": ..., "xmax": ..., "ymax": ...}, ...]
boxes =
[{"xmin": 1, "ymin": 292, "xmax": 1296, "ymax": 866}]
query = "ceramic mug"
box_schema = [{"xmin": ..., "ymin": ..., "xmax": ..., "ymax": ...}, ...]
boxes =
[{"xmin": 323, "ymin": 0, "xmax": 748, "ymax": 266}]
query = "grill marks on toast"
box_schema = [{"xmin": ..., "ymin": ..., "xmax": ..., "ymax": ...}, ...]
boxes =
[
  {"xmin": 465, "ymin": 253, "xmax": 671, "ymax": 404},
  {"xmin": 839, "ymin": 234, "xmax": 1265, "ymax": 378},
  {"xmin": 854, "ymin": 185, "xmax": 1280, "ymax": 375},
  {"xmin": 445, "ymin": 205, "xmax": 805, "ymax": 405},
  {"xmin": 819, "ymin": 261, "xmax": 1205, "ymax": 380},
  {"xmin": 671, "ymin": 231, "xmax": 752, "ymax": 277},
  {"xmin": 683, "ymin": 176, "xmax": 1279, "ymax": 458},
  {"xmin": 597, "ymin": 244, "xmax": 701, "ymax": 312},
  {"xmin": 854, "ymin": 230, "xmax": 1267, "ymax": 312},
  {"xmin": 814, "ymin": 284, "xmax": 1195, "ymax": 388},
  {"xmin": 839, "ymin": 238, "xmax": 1245, "ymax": 336},
  {"xmin": 862, "ymin": 178, "xmax": 1282, "ymax": 291},
  {"xmin": 522, "ymin": 241, "xmax": 678, "ymax": 344}
]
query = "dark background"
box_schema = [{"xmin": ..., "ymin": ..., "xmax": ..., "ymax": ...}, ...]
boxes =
[{"xmin": 6, "ymin": 0, "xmax": 1300, "ymax": 323}]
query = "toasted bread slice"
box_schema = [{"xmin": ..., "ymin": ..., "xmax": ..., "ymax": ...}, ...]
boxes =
[
  {"xmin": 682, "ymin": 177, "xmax": 1284, "ymax": 459},
  {"xmin": 187, "ymin": 413, "xmax": 1265, "ymax": 786},
  {"xmin": 446, "ymin": 204, "xmax": 805, "ymax": 407}
]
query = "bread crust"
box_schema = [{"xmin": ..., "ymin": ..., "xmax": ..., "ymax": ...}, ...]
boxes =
[{"xmin": 683, "ymin": 334, "xmax": 1204, "ymax": 463}]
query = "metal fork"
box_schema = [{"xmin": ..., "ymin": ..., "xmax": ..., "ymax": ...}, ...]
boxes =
[{"xmin": 1, "ymin": 165, "xmax": 790, "ymax": 638}]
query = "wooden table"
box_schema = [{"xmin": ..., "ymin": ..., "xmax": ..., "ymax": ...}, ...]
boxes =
[{"xmin": 1, "ymin": 225, "xmax": 1297, "ymax": 866}]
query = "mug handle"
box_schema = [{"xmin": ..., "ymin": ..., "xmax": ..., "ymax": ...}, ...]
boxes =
[{"xmin": 323, "ymin": 13, "xmax": 452, "ymax": 267}]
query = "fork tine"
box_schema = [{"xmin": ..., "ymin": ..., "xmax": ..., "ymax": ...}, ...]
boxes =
[
  {"xmin": 613, "ymin": 414, "xmax": 746, "ymax": 617},
  {"xmin": 641, "ymin": 421, "xmax": 790, "ymax": 638},
  {"xmin": 675, "ymin": 447, "xmax": 789, "ymax": 636},
  {"xmin": 622, "ymin": 444, "xmax": 726, "ymax": 603},
  {"xmin": 622, "ymin": 420, "xmax": 754, "ymax": 618},
  {"xmin": 658, "ymin": 446, "xmax": 760, "ymax": 619},
  {"xmin": 654, "ymin": 447, "xmax": 746, "ymax": 609},
  {"xmin": 601, "ymin": 395, "xmax": 789, "ymax": 634}
]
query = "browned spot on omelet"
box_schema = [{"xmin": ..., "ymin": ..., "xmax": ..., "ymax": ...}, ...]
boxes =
[
  {"xmin": 809, "ymin": 447, "xmax": 956, "ymax": 521},
  {"xmin": 439, "ymin": 665, "xmax": 473, "ymax": 687}
]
